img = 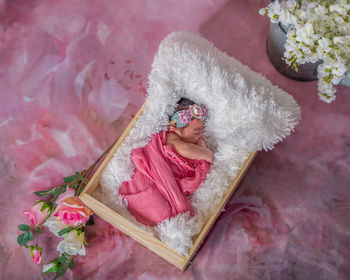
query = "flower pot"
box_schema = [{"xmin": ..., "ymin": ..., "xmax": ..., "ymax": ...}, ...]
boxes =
[
  {"xmin": 266, "ymin": 22, "xmax": 350, "ymax": 86},
  {"xmin": 266, "ymin": 22, "xmax": 319, "ymax": 81}
]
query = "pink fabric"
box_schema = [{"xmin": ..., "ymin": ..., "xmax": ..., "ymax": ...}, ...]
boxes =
[{"xmin": 119, "ymin": 131, "xmax": 211, "ymax": 226}]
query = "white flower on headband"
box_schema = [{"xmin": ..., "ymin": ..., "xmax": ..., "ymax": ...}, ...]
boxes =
[{"xmin": 189, "ymin": 104, "xmax": 207, "ymax": 120}]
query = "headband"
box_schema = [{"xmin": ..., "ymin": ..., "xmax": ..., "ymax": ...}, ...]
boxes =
[{"xmin": 170, "ymin": 104, "xmax": 208, "ymax": 128}]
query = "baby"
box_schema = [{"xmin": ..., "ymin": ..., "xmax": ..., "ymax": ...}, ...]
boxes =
[
  {"xmin": 166, "ymin": 98, "xmax": 214, "ymax": 164},
  {"xmin": 119, "ymin": 98, "xmax": 213, "ymax": 226}
]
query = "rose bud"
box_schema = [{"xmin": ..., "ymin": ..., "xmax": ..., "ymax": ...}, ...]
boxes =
[
  {"xmin": 30, "ymin": 246, "xmax": 42, "ymax": 264},
  {"xmin": 23, "ymin": 201, "xmax": 51, "ymax": 227}
]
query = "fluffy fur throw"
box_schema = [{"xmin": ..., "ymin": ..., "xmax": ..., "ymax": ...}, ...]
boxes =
[{"xmin": 94, "ymin": 31, "xmax": 301, "ymax": 256}]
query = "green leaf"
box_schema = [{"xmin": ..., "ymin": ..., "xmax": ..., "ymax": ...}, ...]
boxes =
[
  {"xmin": 58, "ymin": 256, "xmax": 68, "ymax": 264},
  {"xmin": 25, "ymin": 230, "xmax": 35, "ymax": 241},
  {"xmin": 68, "ymin": 259, "xmax": 75, "ymax": 270},
  {"xmin": 55, "ymin": 264, "xmax": 68, "ymax": 278},
  {"xmin": 18, "ymin": 224, "xmax": 31, "ymax": 231},
  {"xmin": 35, "ymin": 228, "xmax": 42, "ymax": 234},
  {"xmin": 58, "ymin": 227, "xmax": 73, "ymax": 236},
  {"xmin": 51, "ymin": 200, "xmax": 57, "ymax": 209},
  {"xmin": 72, "ymin": 183, "xmax": 80, "ymax": 196},
  {"xmin": 40, "ymin": 201, "xmax": 51, "ymax": 212},
  {"xmin": 17, "ymin": 233, "xmax": 29, "ymax": 246},
  {"xmin": 34, "ymin": 188, "xmax": 55, "ymax": 197},
  {"xmin": 75, "ymin": 172, "xmax": 88, "ymax": 184},
  {"xmin": 53, "ymin": 186, "xmax": 66, "ymax": 197},
  {"xmin": 64, "ymin": 175, "xmax": 77, "ymax": 183},
  {"xmin": 85, "ymin": 215, "xmax": 94, "ymax": 226},
  {"xmin": 43, "ymin": 260, "xmax": 59, "ymax": 274}
]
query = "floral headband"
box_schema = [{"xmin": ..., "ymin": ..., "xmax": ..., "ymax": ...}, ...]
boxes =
[{"xmin": 171, "ymin": 104, "xmax": 208, "ymax": 128}]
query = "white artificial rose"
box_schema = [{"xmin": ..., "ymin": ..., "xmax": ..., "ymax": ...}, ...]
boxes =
[
  {"xmin": 57, "ymin": 229, "xmax": 86, "ymax": 256},
  {"xmin": 43, "ymin": 214, "xmax": 69, "ymax": 237}
]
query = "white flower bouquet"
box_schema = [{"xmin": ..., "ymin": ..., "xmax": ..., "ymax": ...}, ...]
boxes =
[{"xmin": 259, "ymin": 0, "xmax": 350, "ymax": 103}]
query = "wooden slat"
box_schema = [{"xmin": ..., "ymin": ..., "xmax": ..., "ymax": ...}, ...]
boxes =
[
  {"xmin": 183, "ymin": 151, "xmax": 257, "ymax": 269},
  {"xmin": 80, "ymin": 193, "xmax": 187, "ymax": 269}
]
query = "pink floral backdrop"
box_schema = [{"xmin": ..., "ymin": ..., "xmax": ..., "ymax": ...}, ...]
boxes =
[{"xmin": 1, "ymin": 0, "xmax": 350, "ymax": 279}]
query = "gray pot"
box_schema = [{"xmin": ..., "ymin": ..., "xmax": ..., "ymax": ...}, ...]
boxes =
[{"xmin": 266, "ymin": 22, "xmax": 350, "ymax": 86}]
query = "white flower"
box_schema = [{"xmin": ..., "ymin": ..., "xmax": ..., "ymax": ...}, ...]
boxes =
[
  {"xmin": 295, "ymin": 22, "xmax": 314, "ymax": 45},
  {"xmin": 258, "ymin": 8, "xmax": 267, "ymax": 16},
  {"xmin": 330, "ymin": 63, "xmax": 348, "ymax": 84},
  {"xmin": 334, "ymin": 16, "xmax": 345, "ymax": 25},
  {"xmin": 333, "ymin": 36, "xmax": 345, "ymax": 45},
  {"xmin": 285, "ymin": 0, "xmax": 297, "ymax": 11},
  {"xmin": 329, "ymin": 4, "xmax": 347, "ymax": 16},
  {"xmin": 43, "ymin": 214, "xmax": 69, "ymax": 237},
  {"xmin": 318, "ymin": 92, "xmax": 336, "ymax": 103},
  {"xmin": 259, "ymin": 0, "xmax": 350, "ymax": 103},
  {"xmin": 279, "ymin": 9, "xmax": 296, "ymax": 25},
  {"xmin": 314, "ymin": 5, "xmax": 327, "ymax": 17},
  {"xmin": 57, "ymin": 229, "xmax": 86, "ymax": 256},
  {"xmin": 305, "ymin": 2, "xmax": 317, "ymax": 15}
]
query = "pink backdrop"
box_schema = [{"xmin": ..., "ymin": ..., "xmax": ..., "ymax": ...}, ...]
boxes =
[{"xmin": 1, "ymin": 0, "xmax": 350, "ymax": 279}]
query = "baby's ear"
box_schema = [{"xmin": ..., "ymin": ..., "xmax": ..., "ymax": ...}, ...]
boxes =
[{"xmin": 168, "ymin": 125, "xmax": 177, "ymax": 132}]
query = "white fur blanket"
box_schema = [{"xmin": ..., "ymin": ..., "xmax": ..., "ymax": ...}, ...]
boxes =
[{"xmin": 93, "ymin": 31, "xmax": 301, "ymax": 255}]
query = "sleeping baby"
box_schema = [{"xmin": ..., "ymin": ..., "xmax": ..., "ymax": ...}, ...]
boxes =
[{"xmin": 119, "ymin": 98, "xmax": 214, "ymax": 226}]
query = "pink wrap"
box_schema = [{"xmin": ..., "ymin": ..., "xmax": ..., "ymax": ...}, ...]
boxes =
[{"xmin": 119, "ymin": 131, "xmax": 211, "ymax": 226}]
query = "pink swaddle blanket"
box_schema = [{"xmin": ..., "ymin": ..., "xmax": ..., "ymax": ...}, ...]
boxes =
[{"xmin": 119, "ymin": 130, "xmax": 211, "ymax": 226}]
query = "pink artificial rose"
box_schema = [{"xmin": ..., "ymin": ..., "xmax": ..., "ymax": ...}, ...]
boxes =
[
  {"xmin": 31, "ymin": 246, "xmax": 42, "ymax": 264},
  {"xmin": 54, "ymin": 188, "xmax": 93, "ymax": 227},
  {"xmin": 23, "ymin": 201, "xmax": 51, "ymax": 226}
]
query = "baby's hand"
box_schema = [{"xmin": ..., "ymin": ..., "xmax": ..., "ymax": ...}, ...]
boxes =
[{"xmin": 197, "ymin": 133, "xmax": 207, "ymax": 148}]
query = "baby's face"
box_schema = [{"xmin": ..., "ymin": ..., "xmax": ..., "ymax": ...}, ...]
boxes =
[{"xmin": 180, "ymin": 119, "xmax": 205, "ymax": 144}]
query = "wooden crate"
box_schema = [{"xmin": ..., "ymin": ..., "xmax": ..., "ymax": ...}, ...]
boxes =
[{"xmin": 79, "ymin": 104, "xmax": 257, "ymax": 270}]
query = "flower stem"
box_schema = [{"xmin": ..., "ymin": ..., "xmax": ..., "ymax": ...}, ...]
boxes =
[{"xmin": 75, "ymin": 138, "xmax": 119, "ymax": 195}]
